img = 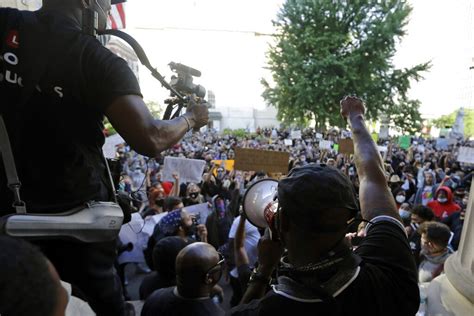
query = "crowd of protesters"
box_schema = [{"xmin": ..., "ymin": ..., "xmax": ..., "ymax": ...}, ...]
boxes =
[{"xmin": 111, "ymin": 126, "xmax": 472, "ymax": 314}]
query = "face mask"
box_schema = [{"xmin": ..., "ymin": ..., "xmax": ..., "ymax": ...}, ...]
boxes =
[
  {"xmin": 396, "ymin": 195, "xmax": 406, "ymax": 203},
  {"xmin": 399, "ymin": 209, "xmax": 411, "ymax": 219},
  {"xmin": 437, "ymin": 197, "xmax": 448, "ymax": 203},
  {"xmin": 189, "ymin": 192, "xmax": 199, "ymax": 199}
]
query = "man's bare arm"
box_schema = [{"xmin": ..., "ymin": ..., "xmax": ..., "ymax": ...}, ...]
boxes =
[
  {"xmin": 340, "ymin": 96, "xmax": 399, "ymax": 222},
  {"xmin": 105, "ymin": 95, "xmax": 208, "ymax": 157}
]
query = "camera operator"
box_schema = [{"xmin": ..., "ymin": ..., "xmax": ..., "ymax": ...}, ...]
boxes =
[
  {"xmin": 0, "ymin": 1, "xmax": 208, "ymax": 315},
  {"xmin": 231, "ymin": 96, "xmax": 419, "ymax": 315}
]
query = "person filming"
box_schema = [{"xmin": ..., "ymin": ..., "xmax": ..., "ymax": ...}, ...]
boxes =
[{"xmin": 0, "ymin": 1, "xmax": 208, "ymax": 315}]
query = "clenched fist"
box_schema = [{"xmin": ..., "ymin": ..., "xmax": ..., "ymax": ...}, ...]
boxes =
[{"xmin": 340, "ymin": 95, "xmax": 366, "ymax": 120}]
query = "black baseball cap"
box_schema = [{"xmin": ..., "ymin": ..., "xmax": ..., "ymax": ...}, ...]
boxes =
[{"xmin": 278, "ymin": 163, "xmax": 359, "ymax": 232}]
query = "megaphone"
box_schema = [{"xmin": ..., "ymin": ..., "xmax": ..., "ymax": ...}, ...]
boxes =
[{"xmin": 242, "ymin": 179, "xmax": 279, "ymax": 229}]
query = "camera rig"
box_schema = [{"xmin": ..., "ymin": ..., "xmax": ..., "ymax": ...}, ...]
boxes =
[{"xmin": 99, "ymin": 29, "xmax": 206, "ymax": 120}]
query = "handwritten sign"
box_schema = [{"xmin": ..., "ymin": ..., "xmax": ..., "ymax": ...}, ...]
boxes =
[
  {"xmin": 234, "ymin": 148, "xmax": 290, "ymax": 174},
  {"xmin": 162, "ymin": 157, "xmax": 206, "ymax": 184}
]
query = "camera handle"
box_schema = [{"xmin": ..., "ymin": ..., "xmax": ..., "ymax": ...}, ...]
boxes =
[{"xmin": 99, "ymin": 29, "xmax": 185, "ymax": 120}]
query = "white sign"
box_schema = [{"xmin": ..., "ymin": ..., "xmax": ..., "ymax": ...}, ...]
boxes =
[
  {"xmin": 162, "ymin": 157, "xmax": 206, "ymax": 184},
  {"xmin": 417, "ymin": 145, "xmax": 425, "ymax": 153},
  {"xmin": 184, "ymin": 203, "xmax": 212, "ymax": 225},
  {"xmin": 102, "ymin": 134, "xmax": 125, "ymax": 158},
  {"xmin": 458, "ymin": 147, "xmax": 474, "ymax": 164},
  {"xmin": 378, "ymin": 146, "xmax": 388, "ymax": 152},
  {"xmin": 316, "ymin": 133, "xmax": 323, "ymax": 140},
  {"xmin": 319, "ymin": 140, "xmax": 332, "ymax": 150},
  {"xmin": 284, "ymin": 139, "xmax": 293, "ymax": 146},
  {"xmin": 291, "ymin": 130, "xmax": 302, "ymax": 139}
]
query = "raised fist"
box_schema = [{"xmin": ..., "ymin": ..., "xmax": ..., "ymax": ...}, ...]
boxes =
[{"xmin": 340, "ymin": 95, "xmax": 366, "ymax": 120}]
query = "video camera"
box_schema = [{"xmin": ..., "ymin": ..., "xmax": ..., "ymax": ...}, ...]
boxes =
[{"xmin": 168, "ymin": 62, "xmax": 206, "ymax": 99}]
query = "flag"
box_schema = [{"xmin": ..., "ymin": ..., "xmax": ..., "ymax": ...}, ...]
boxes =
[{"xmin": 109, "ymin": 3, "xmax": 126, "ymax": 29}]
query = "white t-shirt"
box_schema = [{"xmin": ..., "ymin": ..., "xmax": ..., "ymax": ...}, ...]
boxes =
[{"xmin": 228, "ymin": 216, "xmax": 260, "ymax": 278}]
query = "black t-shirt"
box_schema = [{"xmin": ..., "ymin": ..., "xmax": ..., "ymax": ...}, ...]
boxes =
[
  {"xmin": 0, "ymin": 9, "xmax": 141, "ymax": 213},
  {"xmin": 139, "ymin": 272, "xmax": 175, "ymax": 300},
  {"xmin": 231, "ymin": 219, "xmax": 420, "ymax": 316},
  {"xmin": 141, "ymin": 286, "xmax": 225, "ymax": 316}
]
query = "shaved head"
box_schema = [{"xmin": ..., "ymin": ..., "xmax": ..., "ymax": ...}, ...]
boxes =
[{"xmin": 175, "ymin": 242, "xmax": 221, "ymax": 297}]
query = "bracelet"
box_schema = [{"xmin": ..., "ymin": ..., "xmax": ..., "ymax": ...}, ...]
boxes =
[{"xmin": 182, "ymin": 115, "xmax": 192, "ymax": 131}]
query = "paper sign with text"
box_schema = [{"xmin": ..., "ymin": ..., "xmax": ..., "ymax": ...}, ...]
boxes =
[{"xmin": 162, "ymin": 157, "xmax": 206, "ymax": 184}]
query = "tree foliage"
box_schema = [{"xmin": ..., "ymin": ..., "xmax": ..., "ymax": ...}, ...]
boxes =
[
  {"xmin": 432, "ymin": 108, "xmax": 474, "ymax": 138},
  {"xmin": 262, "ymin": 0, "xmax": 430, "ymax": 133}
]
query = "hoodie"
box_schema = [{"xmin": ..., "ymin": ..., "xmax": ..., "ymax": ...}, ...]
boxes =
[{"xmin": 427, "ymin": 186, "xmax": 461, "ymax": 219}]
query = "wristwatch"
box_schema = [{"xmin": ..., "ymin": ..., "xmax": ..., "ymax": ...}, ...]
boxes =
[{"xmin": 249, "ymin": 268, "xmax": 272, "ymax": 285}]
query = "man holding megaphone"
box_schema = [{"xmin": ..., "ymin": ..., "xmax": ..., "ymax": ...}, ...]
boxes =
[{"xmin": 232, "ymin": 96, "xmax": 420, "ymax": 316}]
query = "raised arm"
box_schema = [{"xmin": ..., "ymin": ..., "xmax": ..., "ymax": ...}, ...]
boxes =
[
  {"xmin": 105, "ymin": 95, "xmax": 209, "ymax": 157},
  {"xmin": 340, "ymin": 96, "xmax": 399, "ymax": 222}
]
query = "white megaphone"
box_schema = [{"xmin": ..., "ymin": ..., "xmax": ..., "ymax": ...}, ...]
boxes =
[{"xmin": 242, "ymin": 179, "xmax": 279, "ymax": 229}]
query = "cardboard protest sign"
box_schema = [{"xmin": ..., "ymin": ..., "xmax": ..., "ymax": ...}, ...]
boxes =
[
  {"xmin": 291, "ymin": 130, "xmax": 302, "ymax": 139},
  {"xmin": 319, "ymin": 140, "xmax": 332, "ymax": 150},
  {"xmin": 339, "ymin": 139, "xmax": 354, "ymax": 154},
  {"xmin": 234, "ymin": 148, "xmax": 290, "ymax": 174},
  {"xmin": 398, "ymin": 136, "xmax": 411, "ymax": 149},
  {"xmin": 162, "ymin": 157, "xmax": 206, "ymax": 184},
  {"xmin": 184, "ymin": 203, "xmax": 212, "ymax": 225},
  {"xmin": 457, "ymin": 147, "xmax": 474, "ymax": 164}
]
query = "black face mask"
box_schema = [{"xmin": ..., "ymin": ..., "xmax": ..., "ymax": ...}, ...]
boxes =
[
  {"xmin": 155, "ymin": 198, "xmax": 164, "ymax": 207},
  {"xmin": 189, "ymin": 192, "xmax": 199, "ymax": 199}
]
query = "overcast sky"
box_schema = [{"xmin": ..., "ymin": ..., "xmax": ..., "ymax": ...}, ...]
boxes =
[{"xmin": 125, "ymin": 0, "xmax": 474, "ymax": 118}]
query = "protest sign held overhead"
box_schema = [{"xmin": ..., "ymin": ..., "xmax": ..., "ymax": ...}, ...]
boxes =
[
  {"xmin": 162, "ymin": 157, "xmax": 206, "ymax": 184},
  {"xmin": 234, "ymin": 148, "xmax": 290, "ymax": 174}
]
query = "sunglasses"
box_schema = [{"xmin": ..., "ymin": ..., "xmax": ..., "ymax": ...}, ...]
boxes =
[{"xmin": 205, "ymin": 252, "xmax": 225, "ymax": 280}]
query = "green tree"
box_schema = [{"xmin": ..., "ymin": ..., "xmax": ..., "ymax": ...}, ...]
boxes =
[
  {"xmin": 432, "ymin": 108, "xmax": 474, "ymax": 138},
  {"xmin": 262, "ymin": 0, "xmax": 430, "ymax": 133}
]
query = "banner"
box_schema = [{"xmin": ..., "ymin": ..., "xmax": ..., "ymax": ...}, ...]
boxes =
[
  {"xmin": 162, "ymin": 157, "xmax": 206, "ymax": 184},
  {"xmin": 339, "ymin": 139, "xmax": 354, "ymax": 154},
  {"xmin": 457, "ymin": 147, "xmax": 474, "ymax": 164},
  {"xmin": 234, "ymin": 148, "xmax": 290, "ymax": 174}
]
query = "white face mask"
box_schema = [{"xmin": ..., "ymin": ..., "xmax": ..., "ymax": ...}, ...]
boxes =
[
  {"xmin": 396, "ymin": 195, "xmax": 406, "ymax": 203},
  {"xmin": 399, "ymin": 209, "xmax": 411, "ymax": 219},
  {"xmin": 437, "ymin": 197, "xmax": 448, "ymax": 203}
]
